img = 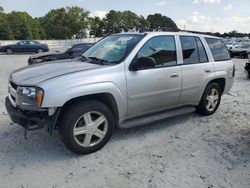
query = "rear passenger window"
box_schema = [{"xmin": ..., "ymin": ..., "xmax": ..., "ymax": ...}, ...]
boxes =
[
  {"xmin": 138, "ymin": 36, "xmax": 177, "ymax": 67},
  {"xmin": 180, "ymin": 36, "xmax": 199, "ymax": 64},
  {"xmin": 196, "ymin": 37, "xmax": 208, "ymax": 63},
  {"xmin": 205, "ymin": 38, "xmax": 231, "ymax": 61}
]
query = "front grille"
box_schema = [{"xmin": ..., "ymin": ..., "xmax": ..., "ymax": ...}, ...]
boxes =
[
  {"xmin": 8, "ymin": 80, "xmax": 18, "ymax": 106},
  {"xmin": 10, "ymin": 94, "xmax": 16, "ymax": 102},
  {"xmin": 10, "ymin": 80, "xmax": 17, "ymax": 90}
]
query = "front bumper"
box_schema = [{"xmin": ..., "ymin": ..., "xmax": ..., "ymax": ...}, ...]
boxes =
[
  {"xmin": 5, "ymin": 97, "xmax": 61, "ymax": 135},
  {"xmin": 28, "ymin": 58, "xmax": 44, "ymax": 65}
]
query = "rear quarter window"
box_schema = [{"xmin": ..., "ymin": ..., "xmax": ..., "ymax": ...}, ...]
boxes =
[{"xmin": 205, "ymin": 38, "xmax": 231, "ymax": 62}]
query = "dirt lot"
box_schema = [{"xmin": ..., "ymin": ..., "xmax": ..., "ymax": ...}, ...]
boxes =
[{"xmin": 0, "ymin": 55, "xmax": 249, "ymax": 188}]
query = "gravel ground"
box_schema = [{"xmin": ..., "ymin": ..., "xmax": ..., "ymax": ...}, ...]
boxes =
[{"xmin": 0, "ymin": 55, "xmax": 249, "ymax": 188}]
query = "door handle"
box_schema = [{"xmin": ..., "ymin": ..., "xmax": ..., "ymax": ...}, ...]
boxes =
[
  {"xmin": 205, "ymin": 69, "xmax": 211, "ymax": 73},
  {"xmin": 170, "ymin": 73, "xmax": 179, "ymax": 78}
]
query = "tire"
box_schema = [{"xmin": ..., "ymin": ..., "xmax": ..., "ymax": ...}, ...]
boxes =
[
  {"xmin": 36, "ymin": 48, "xmax": 44, "ymax": 53},
  {"xmin": 243, "ymin": 54, "xmax": 248, "ymax": 59},
  {"xmin": 59, "ymin": 100, "xmax": 115, "ymax": 154},
  {"xmin": 245, "ymin": 70, "xmax": 250, "ymax": 78},
  {"xmin": 6, "ymin": 48, "xmax": 14, "ymax": 55},
  {"xmin": 196, "ymin": 83, "xmax": 222, "ymax": 116}
]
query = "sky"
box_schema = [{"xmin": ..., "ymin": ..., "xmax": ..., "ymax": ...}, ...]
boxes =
[{"xmin": 0, "ymin": 0, "xmax": 250, "ymax": 33}]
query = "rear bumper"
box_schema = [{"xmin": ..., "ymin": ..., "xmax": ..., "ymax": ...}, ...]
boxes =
[{"xmin": 5, "ymin": 97, "xmax": 61, "ymax": 135}]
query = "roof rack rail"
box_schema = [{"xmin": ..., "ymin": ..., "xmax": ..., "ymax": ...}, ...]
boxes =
[
  {"xmin": 180, "ymin": 29, "xmax": 216, "ymax": 36},
  {"xmin": 138, "ymin": 28, "xmax": 180, "ymax": 33},
  {"xmin": 138, "ymin": 28, "xmax": 216, "ymax": 36}
]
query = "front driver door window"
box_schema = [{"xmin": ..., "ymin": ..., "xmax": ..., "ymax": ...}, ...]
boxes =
[{"xmin": 138, "ymin": 36, "xmax": 177, "ymax": 67}]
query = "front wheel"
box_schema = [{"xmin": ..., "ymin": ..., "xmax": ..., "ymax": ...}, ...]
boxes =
[
  {"xmin": 36, "ymin": 48, "xmax": 44, "ymax": 53},
  {"xmin": 196, "ymin": 83, "xmax": 222, "ymax": 115},
  {"xmin": 59, "ymin": 100, "xmax": 115, "ymax": 154}
]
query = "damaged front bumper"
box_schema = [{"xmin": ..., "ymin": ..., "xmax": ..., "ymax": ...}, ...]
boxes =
[{"xmin": 5, "ymin": 97, "xmax": 61, "ymax": 135}]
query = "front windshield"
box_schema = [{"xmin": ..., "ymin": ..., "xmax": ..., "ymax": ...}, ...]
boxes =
[{"xmin": 83, "ymin": 34, "xmax": 144, "ymax": 64}]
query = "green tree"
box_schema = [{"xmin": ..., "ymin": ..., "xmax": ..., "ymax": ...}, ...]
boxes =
[
  {"xmin": 0, "ymin": 13, "xmax": 14, "ymax": 40},
  {"xmin": 0, "ymin": 6, "xmax": 4, "ymax": 13},
  {"xmin": 43, "ymin": 6, "xmax": 89, "ymax": 39},
  {"xmin": 137, "ymin": 16, "xmax": 149, "ymax": 30},
  {"xmin": 89, "ymin": 17, "xmax": 105, "ymax": 37},
  {"xmin": 120, "ymin": 11, "xmax": 140, "ymax": 31},
  {"xmin": 7, "ymin": 11, "xmax": 33, "ymax": 39},
  {"xmin": 103, "ymin": 10, "xmax": 149, "ymax": 35},
  {"xmin": 103, "ymin": 10, "xmax": 124, "ymax": 35},
  {"xmin": 147, "ymin": 13, "xmax": 178, "ymax": 31},
  {"xmin": 31, "ymin": 17, "xmax": 46, "ymax": 39}
]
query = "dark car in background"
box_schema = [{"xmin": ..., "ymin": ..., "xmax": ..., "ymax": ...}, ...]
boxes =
[
  {"xmin": 0, "ymin": 40, "xmax": 49, "ymax": 55},
  {"xmin": 229, "ymin": 43, "xmax": 250, "ymax": 58},
  {"xmin": 28, "ymin": 43, "xmax": 93, "ymax": 65}
]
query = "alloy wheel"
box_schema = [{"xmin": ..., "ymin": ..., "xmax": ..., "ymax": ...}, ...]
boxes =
[
  {"xmin": 206, "ymin": 88, "xmax": 219, "ymax": 112},
  {"xmin": 73, "ymin": 111, "xmax": 108, "ymax": 147},
  {"xmin": 6, "ymin": 49, "xmax": 13, "ymax": 55},
  {"xmin": 37, "ymin": 49, "xmax": 44, "ymax": 53}
]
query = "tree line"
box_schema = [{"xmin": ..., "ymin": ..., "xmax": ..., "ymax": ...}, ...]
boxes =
[
  {"xmin": 0, "ymin": 6, "xmax": 178, "ymax": 40},
  {"xmin": 0, "ymin": 5, "xmax": 249, "ymax": 40}
]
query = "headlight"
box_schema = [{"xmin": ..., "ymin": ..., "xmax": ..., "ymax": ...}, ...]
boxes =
[
  {"xmin": 17, "ymin": 87, "xmax": 36, "ymax": 96},
  {"xmin": 17, "ymin": 87, "xmax": 44, "ymax": 108}
]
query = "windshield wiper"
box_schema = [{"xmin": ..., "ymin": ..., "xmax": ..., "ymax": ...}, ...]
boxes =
[
  {"xmin": 80, "ymin": 55, "xmax": 114, "ymax": 65},
  {"xmin": 80, "ymin": 55, "xmax": 87, "ymax": 61},
  {"xmin": 88, "ymin": 57, "xmax": 112, "ymax": 65}
]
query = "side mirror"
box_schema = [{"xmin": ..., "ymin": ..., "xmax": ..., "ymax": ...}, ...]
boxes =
[{"xmin": 130, "ymin": 56, "xmax": 156, "ymax": 71}]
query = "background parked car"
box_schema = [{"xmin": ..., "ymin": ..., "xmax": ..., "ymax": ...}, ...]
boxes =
[
  {"xmin": 225, "ymin": 42, "xmax": 241, "ymax": 50},
  {"xmin": 0, "ymin": 40, "xmax": 49, "ymax": 55},
  {"xmin": 28, "ymin": 43, "xmax": 93, "ymax": 65},
  {"xmin": 229, "ymin": 43, "xmax": 250, "ymax": 58}
]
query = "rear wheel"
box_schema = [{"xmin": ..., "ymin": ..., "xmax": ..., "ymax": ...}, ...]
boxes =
[
  {"xmin": 6, "ymin": 48, "xmax": 14, "ymax": 55},
  {"xmin": 196, "ymin": 83, "xmax": 222, "ymax": 115},
  {"xmin": 243, "ymin": 54, "xmax": 248, "ymax": 59},
  {"xmin": 59, "ymin": 100, "xmax": 114, "ymax": 154},
  {"xmin": 245, "ymin": 69, "xmax": 250, "ymax": 78}
]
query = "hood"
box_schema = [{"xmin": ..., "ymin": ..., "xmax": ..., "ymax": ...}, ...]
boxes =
[
  {"xmin": 11, "ymin": 59, "xmax": 102, "ymax": 86},
  {"xmin": 29, "ymin": 51, "xmax": 60, "ymax": 59}
]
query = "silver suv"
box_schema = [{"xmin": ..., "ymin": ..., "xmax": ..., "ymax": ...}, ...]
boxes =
[{"xmin": 5, "ymin": 32, "xmax": 234, "ymax": 154}]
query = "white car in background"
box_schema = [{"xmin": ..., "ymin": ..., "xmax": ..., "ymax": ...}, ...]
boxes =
[{"xmin": 226, "ymin": 42, "xmax": 242, "ymax": 50}]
